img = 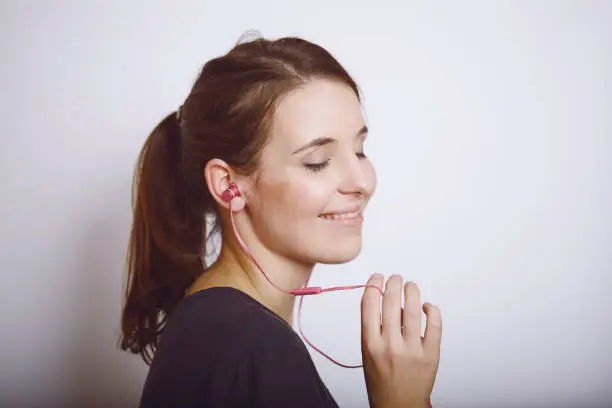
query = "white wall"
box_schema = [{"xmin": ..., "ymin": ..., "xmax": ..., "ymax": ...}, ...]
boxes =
[{"xmin": 1, "ymin": 1, "xmax": 610, "ymax": 407}]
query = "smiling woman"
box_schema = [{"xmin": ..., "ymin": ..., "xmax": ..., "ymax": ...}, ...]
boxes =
[{"xmin": 119, "ymin": 34, "xmax": 441, "ymax": 408}]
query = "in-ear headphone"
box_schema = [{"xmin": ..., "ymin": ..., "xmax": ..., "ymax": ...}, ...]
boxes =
[
  {"xmin": 221, "ymin": 183, "xmax": 246, "ymax": 212},
  {"xmin": 221, "ymin": 183, "xmax": 241, "ymax": 203}
]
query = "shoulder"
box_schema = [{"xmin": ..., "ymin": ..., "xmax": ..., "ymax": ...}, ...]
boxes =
[
  {"xmin": 151, "ymin": 286, "xmax": 314, "ymax": 375},
  {"xmin": 160, "ymin": 286, "xmax": 299, "ymax": 353},
  {"xmin": 142, "ymin": 287, "xmax": 338, "ymax": 407}
]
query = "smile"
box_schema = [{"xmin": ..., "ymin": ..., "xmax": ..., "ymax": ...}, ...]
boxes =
[
  {"xmin": 319, "ymin": 203, "xmax": 365, "ymax": 221},
  {"xmin": 320, "ymin": 210, "xmax": 361, "ymax": 220}
]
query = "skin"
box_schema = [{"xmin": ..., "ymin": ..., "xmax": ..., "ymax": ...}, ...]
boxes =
[{"xmin": 188, "ymin": 78, "xmax": 376, "ymax": 323}]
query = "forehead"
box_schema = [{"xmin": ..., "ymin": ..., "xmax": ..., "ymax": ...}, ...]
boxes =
[{"xmin": 267, "ymin": 79, "xmax": 364, "ymax": 152}]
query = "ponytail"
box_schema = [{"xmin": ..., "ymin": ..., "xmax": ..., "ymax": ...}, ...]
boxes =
[{"xmin": 120, "ymin": 111, "xmax": 206, "ymax": 364}]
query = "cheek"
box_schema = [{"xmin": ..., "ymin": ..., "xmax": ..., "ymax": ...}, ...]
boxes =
[
  {"xmin": 249, "ymin": 177, "xmax": 331, "ymax": 257},
  {"xmin": 272, "ymin": 176, "xmax": 332, "ymax": 218}
]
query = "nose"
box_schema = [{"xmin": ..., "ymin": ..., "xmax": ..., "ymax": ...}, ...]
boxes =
[{"xmin": 337, "ymin": 154, "xmax": 372, "ymax": 197}]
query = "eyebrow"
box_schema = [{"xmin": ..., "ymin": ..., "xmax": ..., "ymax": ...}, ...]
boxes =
[{"xmin": 291, "ymin": 125, "xmax": 368, "ymax": 155}]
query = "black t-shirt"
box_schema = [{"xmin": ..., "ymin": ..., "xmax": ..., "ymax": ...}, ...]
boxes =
[{"xmin": 139, "ymin": 286, "xmax": 340, "ymax": 408}]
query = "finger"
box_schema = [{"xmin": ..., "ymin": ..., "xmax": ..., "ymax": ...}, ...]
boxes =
[
  {"xmin": 361, "ymin": 273, "xmax": 384, "ymax": 343},
  {"xmin": 422, "ymin": 302, "xmax": 442, "ymax": 357},
  {"xmin": 381, "ymin": 275, "xmax": 403, "ymax": 341},
  {"xmin": 402, "ymin": 281, "xmax": 422, "ymax": 343}
]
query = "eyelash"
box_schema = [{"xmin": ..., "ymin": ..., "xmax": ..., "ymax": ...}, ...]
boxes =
[{"xmin": 304, "ymin": 152, "xmax": 368, "ymax": 173}]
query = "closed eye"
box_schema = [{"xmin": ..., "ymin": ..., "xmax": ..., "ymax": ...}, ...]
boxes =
[{"xmin": 304, "ymin": 160, "xmax": 330, "ymax": 172}]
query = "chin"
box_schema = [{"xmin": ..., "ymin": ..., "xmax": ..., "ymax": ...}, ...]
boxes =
[{"xmin": 316, "ymin": 242, "xmax": 363, "ymax": 265}]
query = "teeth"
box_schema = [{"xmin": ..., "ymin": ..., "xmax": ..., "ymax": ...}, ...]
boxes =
[{"xmin": 320, "ymin": 208, "xmax": 362, "ymax": 220}]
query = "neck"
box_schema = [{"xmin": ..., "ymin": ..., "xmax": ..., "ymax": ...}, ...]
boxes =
[{"xmin": 188, "ymin": 223, "xmax": 314, "ymax": 326}]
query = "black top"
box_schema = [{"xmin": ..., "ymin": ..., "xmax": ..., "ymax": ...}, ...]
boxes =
[{"xmin": 139, "ymin": 287, "xmax": 340, "ymax": 408}]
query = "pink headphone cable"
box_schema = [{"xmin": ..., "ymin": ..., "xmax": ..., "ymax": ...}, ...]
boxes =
[
  {"xmin": 226, "ymin": 185, "xmax": 381, "ymax": 366},
  {"xmin": 224, "ymin": 184, "xmax": 433, "ymax": 407}
]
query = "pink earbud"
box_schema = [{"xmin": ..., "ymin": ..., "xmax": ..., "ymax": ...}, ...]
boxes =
[{"xmin": 221, "ymin": 183, "xmax": 241, "ymax": 202}]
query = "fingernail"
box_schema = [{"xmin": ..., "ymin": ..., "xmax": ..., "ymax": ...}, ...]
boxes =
[{"xmin": 372, "ymin": 273, "xmax": 383, "ymax": 279}]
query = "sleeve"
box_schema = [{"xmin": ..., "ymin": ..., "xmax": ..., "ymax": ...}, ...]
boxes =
[{"xmin": 228, "ymin": 339, "xmax": 339, "ymax": 408}]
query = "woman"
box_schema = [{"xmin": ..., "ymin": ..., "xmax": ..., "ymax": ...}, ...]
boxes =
[{"xmin": 120, "ymin": 35, "xmax": 442, "ymax": 407}]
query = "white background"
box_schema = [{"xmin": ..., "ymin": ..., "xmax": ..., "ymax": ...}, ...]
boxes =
[{"xmin": 1, "ymin": 1, "xmax": 611, "ymax": 407}]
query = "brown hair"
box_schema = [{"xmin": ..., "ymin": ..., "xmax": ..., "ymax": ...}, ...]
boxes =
[{"xmin": 119, "ymin": 35, "xmax": 360, "ymax": 364}]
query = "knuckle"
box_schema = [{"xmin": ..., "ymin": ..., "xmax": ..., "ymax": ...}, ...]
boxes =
[
  {"xmin": 363, "ymin": 338, "xmax": 383, "ymax": 356},
  {"xmin": 406, "ymin": 306, "xmax": 420, "ymax": 318},
  {"xmin": 382, "ymin": 338, "xmax": 406, "ymax": 358},
  {"xmin": 428, "ymin": 314, "xmax": 442, "ymax": 326}
]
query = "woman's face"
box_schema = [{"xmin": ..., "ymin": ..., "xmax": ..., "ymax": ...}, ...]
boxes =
[{"xmin": 246, "ymin": 78, "xmax": 377, "ymax": 265}]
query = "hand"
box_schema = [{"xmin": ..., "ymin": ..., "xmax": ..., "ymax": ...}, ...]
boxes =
[{"xmin": 361, "ymin": 274, "xmax": 442, "ymax": 408}]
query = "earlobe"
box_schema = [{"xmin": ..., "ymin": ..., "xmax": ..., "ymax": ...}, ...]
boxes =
[{"xmin": 228, "ymin": 195, "xmax": 246, "ymax": 212}]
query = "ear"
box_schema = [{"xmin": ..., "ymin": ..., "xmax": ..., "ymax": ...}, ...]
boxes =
[{"xmin": 204, "ymin": 159, "xmax": 246, "ymax": 212}]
